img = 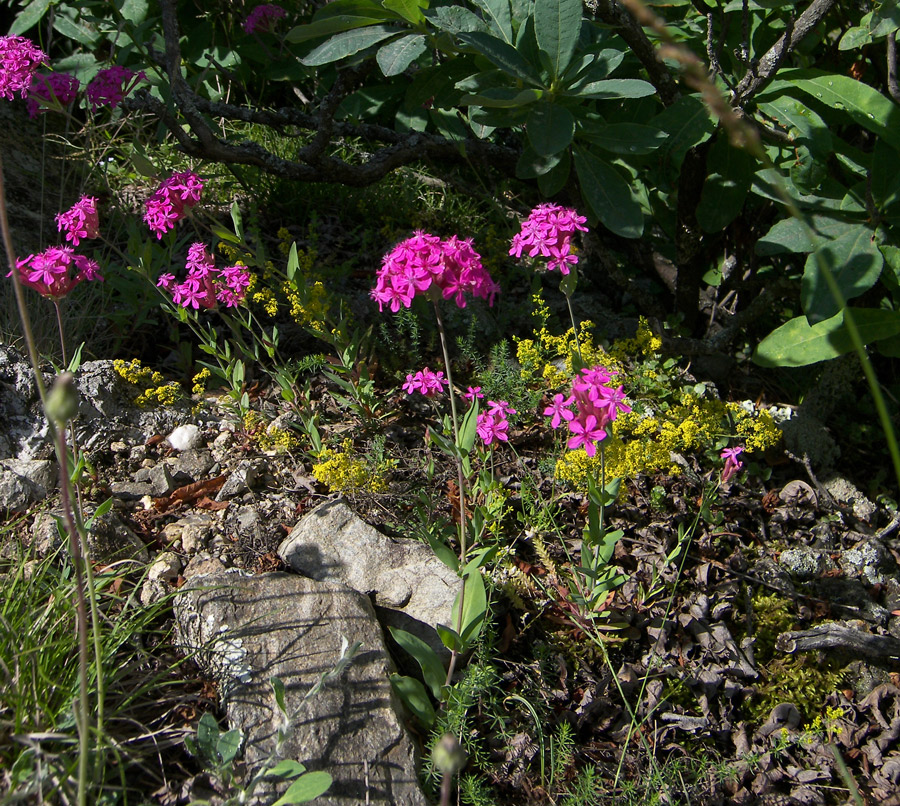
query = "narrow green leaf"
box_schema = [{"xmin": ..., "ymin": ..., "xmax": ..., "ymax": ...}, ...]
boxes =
[
  {"xmin": 471, "ymin": 0, "xmax": 513, "ymax": 44},
  {"xmin": 456, "ymin": 31, "xmax": 543, "ymax": 86},
  {"xmin": 302, "ymin": 25, "xmax": 401, "ymax": 65},
  {"xmin": 271, "ymin": 676, "xmax": 287, "ymax": 715},
  {"xmin": 271, "ymin": 771, "xmax": 333, "ymax": 805},
  {"xmin": 376, "ymin": 34, "xmax": 427, "ymax": 76},
  {"xmin": 389, "ymin": 628, "xmax": 446, "ymax": 700},
  {"xmin": 130, "ymin": 146, "xmax": 157, "ymax": 178},
  {"xmin": 753, "ymin": 309, "xmax": 900, "ymax": 367},
  {"xmin": 456, "ymin": 568, "xmax": 487, "ymax": 645},
  {"xmin": 459, "ymin": 87, "xmax": 543, "ymax": 108},
  {"xmin": 9, "ymin": 0, "xmax": 50, "ymax": 35},
  {"xmin": 533, "ymin": 0, "xmax": 582, "ymax": 79},
  {"xmin": 286, "ymin": 15, "xmax": 390, "ymax": 43},
  {"xmin": 389, "ymin": 674, "xmax": 436, "ymax": 726},
  {"xmin": 436, "ymin": 624, "xmax": 462, "ymax": 652},
  {"xmin": 459, "ymin": 399, "xmax": 480, "ymax": 455},
  {"xmin": 526, "ymin": 102, "xmax": 574, "ymax": 156},
  {"xmin": 573, "ymin": 147, "xmax": 643, "ymax": 239},
  {"xmin": 428, "ymin": 428, "xmax": 462, "ymax": 460},
  {"xmin": 52, "ymin": 12, "xmax": 99, "ymax": 46},
  {"xmin": 287, "ymin": 242, "xmax": 300, "ymax": 281},
  {"xmin": 580, "ymin": 123, "xmax": 668, "ymax": 155},
  {"xmin": 230, "ymin": 200, "xmax": 244, "ymax": 241}
]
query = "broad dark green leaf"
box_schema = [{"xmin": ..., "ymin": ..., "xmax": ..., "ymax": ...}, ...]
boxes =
[
  {"xmin": 754, "ymin": 309, "xmax": 900, "ymax": 367},
  {"xmin": 390, "ymin": 674, "xmax": 436, "ymax": 726},
  {"xmin": 314, "ymin": 0, "xmax": 393, "ymax": 19},
  {"xmin": 53, "ymin": 12, "xmax": 100, "ymax": 46},
  {"xmin": 459, "ymin": 87, "xmax": 543, "ymax": 107},
  {"xmin": 870, "ymin": 0, "xmax": 900, "ymax": 38},
  {"xmin": 696, "ymin": 137, "xmax": 756, "ymax": 232},
  {"xmin": 389, "ymin": 628, "xmax": 446, "ymax": 700},
  {"xmin": 534, "ymin": 0, "xmax": 582, "ymax": 79},
  {"xmin": 781, "ymin": 69, "xmax": 900, "ymax": 153},
  {"xmin": 456, "ymin": 31, "xmax": 543, "ymax": 86},
  {"xmin": 526, "ymin": 102, "xmax": 574, "ymax": 156},
  {"xmin": 757, "ymin": 97, "xmax": 832, "ymax": 156},
  {"xmin": 383, "ymin": 0, "xmax": 426, "ymax": 24},
  {"xmin": 516, "ymin": 143, "xmax": 564, "ymax": 178},
  {"xmin": 538, "ymin": 149, "xmax": 571, "ymax": 195},
  {"xmin": 574, "ymin": 147, "xmax": 643, "ymax": 238},
  {"xmin": 838, "ymin": 25, "xmax": 872, "ymax": 51},
  {"xmin": 457, "ymin": 568, "xmax": 487, "ymax": 645},
  {"xmin": 871, "ymin": 139, "xmax": 900, "ymax": 215},
  {"xmin": 117, "ymin": 0, "xmax": 149, "ymax": 25},
  {"xmin": 651, "ymin": 95, "xmax": 716, "ymax": 173},
  {"xmin": 564, "ymin": 49, "xmax": 624, "ymax": 87},
  {"xmin": 286, "ymin": 15, "xmax": 391, "ymax": 44},
  {"xmin": 430, "ymin": 107, "xmax": 470, "ymax": 141},
  {"xmin": 271, "ymin": 772, "xmax": 333, "ymax": 805},
  {"xmin": 801, "ymin": 225, "xmax": 884, "ymax": 323},
  {"xmin": 756, "ymin": 214, "xmax": 848, "ymax": 255},
  {"xmin": 567, "ymin": 78, "xmax": 656, "ymax": 100},
  {"xmin": 302, "ymin": 25, "xmax": 401, "ymax": 65},
  {"xmin": 423, "ymin": 6, "xmax": 485, "ymax": 34},
  {"xmin": 9, "ymin": 0, "xmax": 50, "ymax": 35},
  {"xmin": 580, "ymin": 123, "xmax": 668, "ymax": 155},
  {"xmin": 471, "ymin": 0, "xmax": 513, "ymax": 44},
  {"xmin": 435, "ymin": 624, "xmax": 462, "ymax": 652},
  {"xmin": 376, "ymin": 34, "xmax": 427, "ymax": 76}
]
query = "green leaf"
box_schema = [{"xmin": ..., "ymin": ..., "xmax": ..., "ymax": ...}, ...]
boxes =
[
  {"xmin": 217, "ymin": 729, "xmax": 242, "ymax": 765},
  {"xmin": 526, "ymin": 102, "xmax": 574, "ymax": 156},
  {"xmin": 429, "ymin": 428, "xmax": 461, "ymax": 460},
  {"xmin": 376, "ymin": 34, "xmax": 427, "ymax": 76},
  {"xmin": 456, "ymin": 31, "xmax": 543, "ymax": 86},
  {"xmin": 52, "ymin": 11, "xmax": 99, "ymax": 46},
  {"xmin": 271, "ymin": 676, "xmax": 287, "ymax": 715},
  {"xmin": 456, "ymin": 568, "xmax": 487, "ymax": 645},
  {"xmin": 389, "ymin": 674, "xmax": 436, "ymax": 726},
  {"xmin": 573, "ymin": 146, "xmax": 643, "ymax": 239},
  {"xmin": 9, "ymin": 0, "xmax": 50, "ymax": 35},
  {"xmin": 781, "ymin": 69, "xmax": 900, "ymax": 153},
  {"xmin": 117, "ymin": 0, "xmax": 149, "ymax": 25},
  {"xmin": 870, "ymin": 0, "xmax": 900, "ymax": 38},
  {"xmin": 696, "ymin": 137, "xmax": 756, "ymax": 232},
  {"xmin": 471, "ymin": 0, "xmax": 513, "ymax": 44},
  {"xmin": 651, "ymin": 94, "xmax": 716, "ymax": 173},
  {"xmin": 287, "ymin": 242, "xmax": 300, "ymax": 281},
  {"xmin": 564, "ymin": 49, "xmax": 624, "ymax": 86},
  {"xmin": 566, "ymin": 78, "xmax": 656, "ymax": 100},
  {"xmin": 389, "ymin": 628, "xmax": 446, "ymax": 700},
  {"xmin": 435, "ymin": 624, "xmax": 462, "ymax": 652},
  {"xmin": 838, "ymin": 25, "xmax": 872, "ymax": 51},
  {"xmin": 84, "ymin": 497, "xmax": 114, "ymax": 530},
  {"xmin": 459, "ymin": 87, "xmax": 543, "ymax": 107},
  {"xmin": 302, "ymin": 25, "xmax": 401, "ymax": 65},
  {"xmin": 267, "ymin": 760, "xmax": 307, "ymax": 779},
  {"xmin": 383, "ymin": 0, "xmax": 426, "ymax": 24},
  {"xmin": 801, "ymin": 226, "xmax": 883, "ymax": 323},
  {"xmin": 424, "ymin": 5, "xmax": 485, "ymax": 34},
  {"xmin": 195, "ymin": 712, "xmax": 220, "ymax": 758},
  {"xmin": 757, "ymin": 96, "xmax": 832, "ymax": 157},
  {"xmin": 533, "ymin": 0, "xmax": 581, "ymax": 79},
  {"xmin": 271, "ymin": 771, "xmax": 333, "ymax": 805},
  {"xmin": 230, "ymin": 200, "xmax": 244, "ymax": 241},
  {"xmin": 580, "ymin": 123, "xmax": 668, "ymax": 155},
  {"xmin": 755, "ymin": 214, "xmax": 850, "ymax": 255},
  {"xmin": 286, "ymin": 15, "xmax": 391, "ymax": 44},
  {"xmin": 538, "ymin": 148, "xmax": 571, "ymax": 195},
  {"xmin": 753, "ymin": 309, "xmax": 900, "ymax": 367},
  {"xmin": 459, "ymin": 399, "xmax": 480, "ymax": 455},
  {"xmin": 130, "ymin": 146, "xmax": 158, "ymax": 178}
]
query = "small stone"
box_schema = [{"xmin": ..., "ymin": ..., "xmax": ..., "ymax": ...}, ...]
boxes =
[
  {"xmin": 168, "ymin": 449, "xmax": 214, "ymax": 484},
  {"xmin": 129, "ymin": 445, "xmax": 147, "ymax": 463},
  {"xmin": 133, "ymin": 467, "xmax": 151, "ymax": 482},
  {"xmin": 110, "ymin": 481, "xmax": 154, "ymax": 501},
  {"xmin": 841, "ymin": 538, "xmax": 895, "ymax": 586},
  {"xmin": 149, "ymin": 462, "xmax": 175, "ymax": 496},
  {"xmin": 86, "ymin": 510, "xmax": 149, "ymax": 566},
  {"xmin": 211, "ymin": 431, "xmax": 233, "ymax": 462},
  {"xmin": 110, "ymin": 441, "xmax": 129, "ymax": 454},
  {"xmin": 216, "ymin": 460, "xmax": 257, "ymax": 501},
  {"xmin": 141, "ymin": 458, "xmax": 155, "ymax": 469},
  {"xmin": 824, "ymin": 476, "xmax": 877, "ymax": 523},
  {"xmin": 167, "ymin": 424, "xmax": 202, "ymax": 451},
  {"xmin": 779, "ymin": 547, "xmax": 827, "ymax": 580},
  {"xmin": 148, "ymin": 551, "xmax": 182, "ymax": 582}
]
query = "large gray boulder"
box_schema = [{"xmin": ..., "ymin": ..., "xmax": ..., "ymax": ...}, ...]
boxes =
[
  {"xmin": 278, "ymin": 499, "xmax": 460, "ymax": 661},
  {"xmin": 174, "ymin": 569, "xmax": 429, "ymax": 806}
]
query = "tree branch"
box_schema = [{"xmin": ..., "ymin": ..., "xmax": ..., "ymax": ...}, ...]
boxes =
[{"xmin": 888, "ymin": 32, "xmax": 900, "ymax": 104}]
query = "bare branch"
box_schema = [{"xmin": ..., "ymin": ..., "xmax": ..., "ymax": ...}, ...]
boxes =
[{"xmin": 887, "ymin": 32, "xmax": 900, "ymax": 104}]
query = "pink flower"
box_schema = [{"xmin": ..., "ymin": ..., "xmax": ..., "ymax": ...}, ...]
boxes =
[
  {"xmin": 372, "ymin": 231, "xmax": 498, "ymax": 312},
  {"xmin": 144, "ymin": 171, "xmax": 204, "ymax": 239},
  {"xmin": 543, "ymin": 393, "xmax": 574, "ymax": 428},
  {"xmin": 157, "ymin": 273, "xmax": 176, "ymax": 290},
  {"xmin": 721, "ymin": 446, "xmax": 744, "ymax": 482},
  {"xmin": 9, "ymin": 246, "xmax": 103, "ymax": 300},
  {"xmin": 509, "ymin": 204, "xmax": 588, "ymax": 274},
  {"xmin": 476, "ymin": 410, "xmax": 509, "ymax": 446},
  {"xmin": 56, "ymin": 196, "xmax": 100, "ymax": 246},
  {"xmin": 402, "ymin": 367, "xmax": 448, "ymax": 397},
  {"xmin": 0, "ymin": 36, "xmax": 47, "ymax": 100},
  {"xmin": 244, "ymin": 4, "xmax": 287, "ymax": 34},
  {"xmin": 463, "ymin": 386, "xmax": 484, "ymax": 401},
  {"xmin": 85, "ymin": 65, "xmax": 144, "ymax": 111},
  {"xmin": 27, "ymin": 72, "xmax": 79, "ymax": 117},
  {"xmin": 156, "ymin": 243, "xmax": 251, "ymax": 311},
  {"xmin": 566, "ymin": 414, "xmax": 606, "ymax": 457},
  {"xmin": 551, "ymin": 364, "xmax": 629, "ymax": 457}
]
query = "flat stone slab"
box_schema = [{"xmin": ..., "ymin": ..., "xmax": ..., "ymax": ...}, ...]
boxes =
[
  {"xmin": 278, "ymin": 499, "xmax": 459, "ymax": 662},
  {"xmin": 174, "ymin": 570, "xmax": 429, "ymax": 806}
]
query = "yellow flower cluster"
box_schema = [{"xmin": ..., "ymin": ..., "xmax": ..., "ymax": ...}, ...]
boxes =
[
  {"xmin": 192, "ymin": 368, "xmax": 211, "ymax": 395},
  {"xmin": 554, "ymin": 434, "xmax": 676, "ymax": 492},
  {"xmin": 608, "ymin": 316, "xmax": 663, "ymax": 359},
  {"xmin": 312, "ymin": 440, "xmax": 386, "ymax": 493},
  {"xmin": 113, "ymin": 359, "xmax": 183, "ymax": 408},
  {"xmin": 242, "ymin": 411, "xmax": 300, "ymax": 453},
  {"xmin": 283, "ymin": 278, "xmax": 328, "ymax": 331},
  {"xmin": 728, "ymin": 404, "xmax": 782, "ymax": 453},
  {"xmin": 277, "ymin": 227, "xmax": 293, "ymax": 257},
  {"xmin": 252, "ymin": 286, "xmax": 279, "ymax": 316}
]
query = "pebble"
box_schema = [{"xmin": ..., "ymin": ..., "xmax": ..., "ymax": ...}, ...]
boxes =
[{"xmin": 167, "ymin": 424, "xmax": 202, "ymax": 451}]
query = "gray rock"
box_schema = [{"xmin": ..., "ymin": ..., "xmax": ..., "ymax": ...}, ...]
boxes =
[
  {"xmin": 216, "ymin": 460, "xmax": 258, "ymax": 501},
  {"xmin": 164, "ymin": 512, "xmax": 216, "ymax": 554},
  {"xmin": 824, "ymin": 476, "xmax": 878, "ymax": 523},
  {"xmin": 0, "ymin": 345, "xmax": 51, "ymax": 460},
  {"xmin": 279, "ymin": 499, "xmax": 459, "ymax": 661},
  {"xmin": 31, "ymin": 507, "xmax": 67, "ymax": 554},
  {"xmin": 149, "ymin": 462, "xmax": 175, "ymax": 496},
  {"xmin": 778, "ymin": 547, "xmax": 827, "ymax": 581},
  {"xmin": 110, "ymin": 481, "xmax": 153, "ymax": 501},
  {"xmin": 840, "ymin": 538, "xmax": 895, "ymax": 586},
  {"xmin": 174, "ymin": 571, "xmax": 428, "ymax": 806},
  {"xmin": 168, "ymin": 449, "xmax": 214, "ymax": 484},
  {"xmin": 0, "ymin": 458, "xmax": 57, "ymax": 509},
  {"xmin": 87, "ymin": 510, "xmax": 150, "ymax": 566}
]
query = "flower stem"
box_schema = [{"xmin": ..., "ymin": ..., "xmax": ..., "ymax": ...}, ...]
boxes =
[{"xmin": 563, "ymin": 289, "xmax": 583, "ymax": 364}]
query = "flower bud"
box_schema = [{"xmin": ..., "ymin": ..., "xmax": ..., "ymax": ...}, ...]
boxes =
[
  {"xmin": 45, "ymin": 372, "xmax": 79, "ymax": 424},
  {"xmin": 432, "ymin": 733, "xmax": 467, "ymax": 776}
]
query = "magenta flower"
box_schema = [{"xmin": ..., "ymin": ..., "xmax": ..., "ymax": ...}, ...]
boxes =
[
  {"xmin": 244, "ymin": 4, "xmax": 287, "ymax": 33},
  {"xmin": 463, "ymin": 386, "xmax": 484, "ymax": 401},
  {"xmin": 9, "ymin": 246, "xmax": 103, "ymax": 300},
  {"xmin": 85, "ymin": 65, "xmax": 144, "ymax": 111},
  {"xmin": 0, "ymin": 36, "xmax": 47, "ymax": 100},
  {"xmin": 157, "ymin": 243, "xmax": 250, "ymax": 311},
  {"xmin": 566, "ymin": 414, "xmax": 606, "ymax": 457},
  {"xmin": 56, "ymin": 196, "xmax": 100, "ymax": 246},
  {"xmin": 27, "ymin": 72, "xmax": 80, "ymax": 117},
  {"xmin": 509, "ymin": 204, "xmax": 588, "ymax": 275},
  {"xmin": 720, "ymin": 446, "xmax": 744, "ymax": 482},
  {"xmin": 403, "ymin": 367, "xmax": 448, "ymax": 397},
  {"xmin": 476, "ymin": 408, "xmax": 510, "ymax": 446},
  {"xmin": 372, "ymin": 230, "xmax": 499, "ymax": 313},
  {"xmin": 144, "ymin": 171, "xmax": 204, "ymax": 239},
  {"xmin": 544, "ymin": 393, "xmax": 575, "ymax": 429}
]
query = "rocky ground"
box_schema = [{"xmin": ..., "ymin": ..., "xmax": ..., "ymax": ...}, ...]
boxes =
[{"xmin": 2, "ymin": 342, "xmax": 900, "ymax": 805}]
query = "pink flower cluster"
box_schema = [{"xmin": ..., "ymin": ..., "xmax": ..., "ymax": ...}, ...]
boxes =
[
  {"xmin": 544, "ymin": 366, "xmax": 631, "ymax": 457},
  {"xmin": 372, "ymin": 231, "xmax": 499, "ymax": 313},
  {"xmin": 0, "ymin": 35, "xmax": 47, "ymax": 100},
  {"xmin": 85, "ymin": 65, "xmax": 144, "ymax": 111},
  {"xmin": 157, "ymin": 243, "xmax": 250, "ymax": 310},
  {"xmin": 27, "ymin": 72, "xmax": 80, "ymax": 118},
  {"xmin": 56, "ymin": 196, "xmax": 100, "ymax": 246},
  {"xmin": 9, "ymin": 246, "xmax": 102, "ymax": 301},
  {"xmin": 403, "ymin": 367, "xmax": 448, "ymax": 396},
  {"xmin": 509, "ymin": 203, "xmax": 589, "ymax": 275},
  {"xmin": 144, "ymin": 171, "xmax": 204, "ymax": 239},
  {"xmin": 720, "ymin": 446, "xmax": 744, "ymax": 482},
  {"xmin": 477, "ymin": 400, "xmax": 515, "ymax": 446},
  {"xmin": 244, "ymin": 4, "xmax": 287, "ymax": 33}
]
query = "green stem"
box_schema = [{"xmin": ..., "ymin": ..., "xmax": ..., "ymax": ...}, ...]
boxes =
[{"xmin": 564, "ymin": 289, "xmax": 583, "ymax": 364}]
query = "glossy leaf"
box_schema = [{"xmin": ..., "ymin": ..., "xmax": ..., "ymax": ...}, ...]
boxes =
[
  {"xmin": 471, "ymin": 0, "xmax": 513, "ymax": 43},
  {"xmin": 390, "ymin": 674, "xmax": 436, "ymax": 726},
  {"xmin": 377, "ymin": 34, "xmax": 427, "ymax": 76},
  {"xmin": 534, "ymin": 0, "xmax": 582, "ymax": 79},
  {"xmin": 456, "ymin": 31, "xmax": 543, "ymax": 86},
  {"xmin": 459, "ymin": 399, "xmax": 480, "ymax": 454},
  {"xmin": 302, "ymin": 25, "xmax": 401, "ymax": 65},
  {"xmin": 573, "ymin": 147, "xmax": 643, "ymax": 239},
  {"xmin": 526, "ymin": 102, "xmax": 574, "ymax": 156},
  {"xmin": 568, "ymin": 78, "xmax": 656, "ymax": 100},
  {"xmin": 389, "ymin": 628, "xmax": 446, "ymax": 700},
  {"xmin": 755, "ymin": 214, "xmax": 848, "ymax": 255},
  {"xmin": 456, "ymin": 568, "xmax": 487, "ymax": 645},
  {"xmin": 801, "ymin": 226, "xmax": 883, "ymax": 323},
  {"xmin": 754, "ymin": 309, "xmax": 900, "ymax": 367},
  {"xmin": 271, "ymin": 772, "xmax": 334, "ymax": 805},
  {"xmin": 383, "ymin": 0, "xmax": 426, "ymax": 24},
  {"xmin": 436, "ymin": 623, "xmax": 462, "ymax": 652}
]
